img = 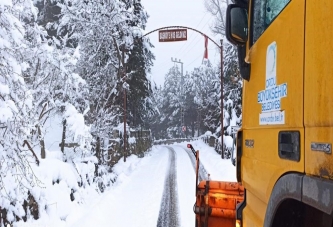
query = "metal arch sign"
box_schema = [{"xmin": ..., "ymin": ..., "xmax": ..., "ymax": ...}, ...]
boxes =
[{"xmin": 158, "ymin": 29, "xmax": 187, "ymax": 42}]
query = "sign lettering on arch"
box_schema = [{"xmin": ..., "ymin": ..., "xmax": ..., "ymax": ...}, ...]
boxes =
[{"xmin": 158, "ymin": 29, "xmax": 187, "ymax": 42}]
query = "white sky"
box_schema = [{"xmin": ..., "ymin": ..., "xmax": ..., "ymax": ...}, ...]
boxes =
[{"xmin": 141, "ymin": 0, "xmax": 222, "ymax": 87}]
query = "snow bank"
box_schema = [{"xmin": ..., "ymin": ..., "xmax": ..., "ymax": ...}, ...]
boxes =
[
  {"xmin": 179, "ymin": 139, "xmax": 237, "ymax": 182},
  {"xmin": 15, "ymin": 144, "xmax": 154, "ymax": 227}
]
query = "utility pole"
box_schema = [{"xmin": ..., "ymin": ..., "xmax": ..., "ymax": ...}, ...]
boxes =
[
  {"xmin": 121, "ymin": 47, "xmax": 127, "ymax": 162},
  {"xmin": 197, "ymin": 109, "xmax": 201, "ymax": 136},
  {"xmin": 171, "ymin": 58, "xmax": 184, "ymax": 137},
  {"xmin": 220, "ymin": 39, "xmax": 224, "ymax": 159}
]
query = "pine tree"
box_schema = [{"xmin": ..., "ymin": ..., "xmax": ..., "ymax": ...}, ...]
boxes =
[
  {"xmin": 191, "ymin": 62, "xmax": 221, "ymax": 135},
  {"xmin": 156, "ymin": 66, "xmax": 184, "ymax": 138},
  {"xmin": 182, "ymin": 72, "xmax": 198, "ymax": 137},
  {"xmin": 126, "ymin": 38, "xmax": 155, "ymax": 128}
]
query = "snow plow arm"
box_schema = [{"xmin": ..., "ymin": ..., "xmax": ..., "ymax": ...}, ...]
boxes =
[
  {"xmin": 187, "ymin": 144, "xmax": 200, "ymax": 195},
  {"xmin": 187, "ymin": 144, "xmax": 244, "ymax": 227}
]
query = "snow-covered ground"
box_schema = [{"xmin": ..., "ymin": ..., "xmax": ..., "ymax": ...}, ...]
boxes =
[{"xmin": 15, "ymin": 140, "xmax": 236, "ymax": 227}]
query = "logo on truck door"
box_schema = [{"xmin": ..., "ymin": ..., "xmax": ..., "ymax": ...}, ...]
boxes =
[{"xmin": 258, "ymin": 41, "xmax": 288, "ymax": 125}]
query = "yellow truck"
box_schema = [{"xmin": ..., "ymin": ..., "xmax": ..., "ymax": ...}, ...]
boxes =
[{"xmin": 223, "ymin": 0, "xmax": 333, "ymax": 226}]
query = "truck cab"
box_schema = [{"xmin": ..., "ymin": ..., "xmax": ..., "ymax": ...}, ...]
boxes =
[{"xmin": 226, "ymin": 0, "xmax": 333, "ymax": 226}]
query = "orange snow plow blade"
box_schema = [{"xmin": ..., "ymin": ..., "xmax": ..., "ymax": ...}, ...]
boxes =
[
  {"xmin": 194, "ymin": 180, "xmax": 244, "ymax": 227},
  {"xmin": 187, "ymin": 143, "xmax": 244, "ymax": 227}
]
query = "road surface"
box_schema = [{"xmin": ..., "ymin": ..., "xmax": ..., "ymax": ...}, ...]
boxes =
[
  {"xmin": 63, "ymin": 143, "xmax": 217, "ymax": 227},
  {"xmin": 157, "ymin": 147, "xmax": 180, "ymax": 227}
]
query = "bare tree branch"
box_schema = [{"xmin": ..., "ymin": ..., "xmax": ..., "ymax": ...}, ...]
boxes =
[
  {"xmin": 204, "ymin": 0, "xmax": 229, "ymax": 36},
  {"xmin": 22, "ymin": 140, "xmax": 40, "ymax": 166}
]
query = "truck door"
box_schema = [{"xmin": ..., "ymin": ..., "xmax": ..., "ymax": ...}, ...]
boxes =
[{"xmin": 241, "ymin": 0, "xmax": 305, "ymax": 226}]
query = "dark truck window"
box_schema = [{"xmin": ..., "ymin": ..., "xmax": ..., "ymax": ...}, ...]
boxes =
[{"xmin": 252, "ymin": 0, "xmax": 291, "ymax": 44}]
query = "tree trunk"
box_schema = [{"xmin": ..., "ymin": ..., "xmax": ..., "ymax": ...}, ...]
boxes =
[
  {"xmin": 37, "ymin": 126, "xmax": 46, "ymax": 159},
  {"xmin": 61, "ymin": 119, "xmax": 66, "ymax": 153},
  {"xmin": 95, "ymin": 137, "xmax": 101, "ymax": 177},
  {"xmin": 96, "ymin": 137, "xmax": 101, "ymax": 163}
]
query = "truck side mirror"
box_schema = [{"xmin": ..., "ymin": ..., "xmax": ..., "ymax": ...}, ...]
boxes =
[
  {"xmin": 226, "ymin": 4, "xmax": 251, "ymax": 81},
  {"xmin": 226, "ymin": 4, "xmax": 248, "ymax": 46}
]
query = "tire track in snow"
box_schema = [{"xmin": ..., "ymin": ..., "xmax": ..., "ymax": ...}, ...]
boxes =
[{"xmin": 156, "ymin": 147, "xmax": 180, "ymax": 227}]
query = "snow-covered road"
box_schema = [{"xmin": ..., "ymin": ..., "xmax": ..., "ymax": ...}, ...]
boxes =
[
  {"xmin": 157, "ymin": 147, "xmax": 179, "ymax": 227},
  {"xmin": 17, "ymin": 140, "xmax": 236, "ymax": 227},
  {"xmin": 69, "ymin": 146, "xmax": 172, "ymax": 227},
  {"xmin": 69, "ymin": 145, "xmax": 199, "ymax": 227}
]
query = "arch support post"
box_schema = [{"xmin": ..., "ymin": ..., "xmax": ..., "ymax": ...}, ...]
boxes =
[{"xmin": 220, "ymin": 39, "xmax": 224, "ymax": 159}]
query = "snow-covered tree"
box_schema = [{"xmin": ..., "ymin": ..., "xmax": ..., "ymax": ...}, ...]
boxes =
[
  {"xmin": 0, "ymin": 0, "xmax": 46, "ymax": 222},
  {"xmin": 0, "ymin": 0, "xmax": 93, "ymax": 223},
  {"xmin": 204, "ymin": 0, "xmax": 242, "ymax": 155},
  {"xmin": 145, "ymin": 83, "xmax": 163, "ymax": 139},
  {"xmin": 24, "ymin": 29, "xmax": 90, "ymax": 157},
  {"xmin": 223, "ymin": 43, "xmax": 242, "ymax": 136},
  {"xmin": 191, "ymin": 61, "xmax": 220, "ymax": 135},
  {"xmin": 155, "ymin": 66, "xmax": 184, "ymax": 138},
  {"xmin": 0, "ymin": 0, "xmax": 155, "ymax": 224},
  {"xmin": 55, "ymin": 0, "xmax": 155, "ymax": 167}
]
